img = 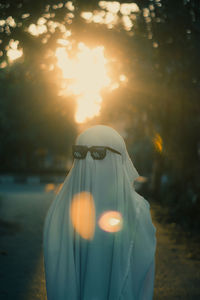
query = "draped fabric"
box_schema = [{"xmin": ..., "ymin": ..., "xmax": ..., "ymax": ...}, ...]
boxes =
[{"xmin": 43, "ymin": 125, "xmax": 156, "ymax": 300}]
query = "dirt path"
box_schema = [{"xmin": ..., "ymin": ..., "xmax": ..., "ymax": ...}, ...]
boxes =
[
  {"xmin": 0, "ymin": 184, "xmax": 199, "ymax": 299},
  {"xmin": 151, "ymin": 203, "xmax": 200, "ymax": 300}
]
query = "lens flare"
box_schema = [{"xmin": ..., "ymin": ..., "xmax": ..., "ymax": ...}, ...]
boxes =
[
  {"xmin": 7, "ymin": 40, "xmax": 23, "ymax": 62},
  {"xmin": 70, "ymin": 192, "xmax": 96, "ymax": 240},
  {"xmin": 98, "ymin": 210, "xmax": 123, "ymax": 233}
]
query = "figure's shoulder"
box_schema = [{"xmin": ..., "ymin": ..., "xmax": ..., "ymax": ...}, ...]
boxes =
[
  {"xmin": 133, "ymin": 190, "xmax": 156, "ymax": 232},
  {"xmin": 142, "ymin": 197, "xmax": 150, "ymax": 209},
  {"xmin": 133, "ymin": 190, "xmax": 150, "ymax": 211}
]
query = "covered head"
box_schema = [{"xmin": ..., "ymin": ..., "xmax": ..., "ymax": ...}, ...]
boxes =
[
  {"xmin": 75, "ymin": 124, "xmax": 139, "ymax": 183},
  {"xmin": 43, "ymin": 125, "xmax": 156, "ymax": 300}
]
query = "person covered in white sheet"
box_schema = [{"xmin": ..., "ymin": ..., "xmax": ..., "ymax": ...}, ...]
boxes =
[{"xmin": 43, "ymin": 125, "xmax": 157, "ymax": 300}]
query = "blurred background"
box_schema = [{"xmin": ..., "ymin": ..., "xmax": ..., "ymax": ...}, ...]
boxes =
[
  {"xmin": 1, "ymin": 0, "xmax": 200, "ymax": 231},
  {"xmin": 0, "ymin": 0, "xmax": 200, "ymax": 299}
]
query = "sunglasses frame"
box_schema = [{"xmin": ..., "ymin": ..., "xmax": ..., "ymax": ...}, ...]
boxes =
[{"xmin": 72, "ymin": 145, "xmax": 121, "ymax": 160}]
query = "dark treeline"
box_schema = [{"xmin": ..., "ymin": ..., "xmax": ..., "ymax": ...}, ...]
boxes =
[
  {"xmin": 0, "ymin": 63, "xmax": 76, "ymax": 172},
  {"xmin": 0, "ymin": 0, "xmax": 200, "ymax": 231}
]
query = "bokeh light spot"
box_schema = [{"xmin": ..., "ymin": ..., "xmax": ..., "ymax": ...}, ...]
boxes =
[
  {"xmin": 98, "ymin": 210, "xmax": 123, "ymax": 233},
  {"xmin": 45, "ymin": 183, "xmax": 56, "ymax": 193},
  {"xmin": 7, "ymin": 39, "xmax": 23, "ymax": 62},
  {"xmin": 70, "ymin": 192, "xmax": 96, "ymax": 240}
]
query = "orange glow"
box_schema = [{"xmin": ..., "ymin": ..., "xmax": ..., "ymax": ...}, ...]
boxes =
[
  {"xmin": 153, "ymin": 133, "xmax": 163, "ymax": 153},
  {"xmin": 135, "ymin": 176, "xmax": 148, "ymax": 183},
  {"xmin": 98, "ymin": 211, "xmax": 123, "ymax": 233},
  {"xmin": 70, "ymin": 192, "xmax": 96, "ymax": 240},
  {"xmin": 45, "ymin": 183, "xmax": 56, "ymax": 192}
]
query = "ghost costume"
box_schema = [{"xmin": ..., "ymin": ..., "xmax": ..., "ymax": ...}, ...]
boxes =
[{"xmin": 43, "ymin": 125, "xmax": 156, "ymax": 300}]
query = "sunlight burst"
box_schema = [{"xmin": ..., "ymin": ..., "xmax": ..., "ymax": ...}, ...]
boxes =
[{"xmin": 55, "ymin": 43, "xmax": 111, "ymax": 123}]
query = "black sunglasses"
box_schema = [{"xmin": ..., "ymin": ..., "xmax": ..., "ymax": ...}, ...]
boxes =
[{"xmin": 72, "ymin": 145, "xmax": 121, "ymax": 160}]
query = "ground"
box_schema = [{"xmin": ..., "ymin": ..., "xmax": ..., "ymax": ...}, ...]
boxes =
[
  {"xmin": 152, "ymin": 202, "xmax": 200, "ymax": 300},
  {"xmin": 0, "ymin": 183, "xmax": 199, "ymax": 300}
]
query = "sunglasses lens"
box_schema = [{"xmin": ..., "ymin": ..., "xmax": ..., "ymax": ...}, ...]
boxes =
[
  {"xmin": 91, "ymin": 147, "xmax": 106, "ymax": 160},
  {"xmin": 73, "ymin": 146, "xmax": 87, "ymax": 159}
]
